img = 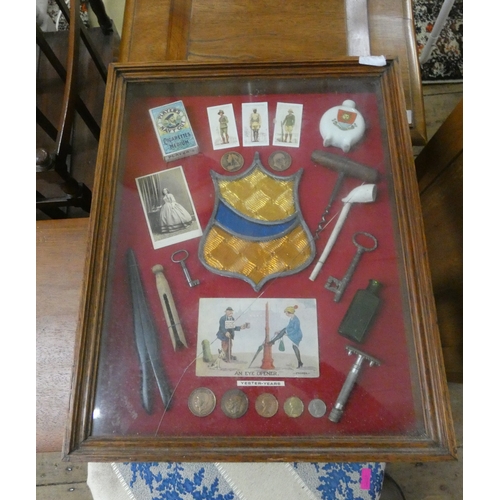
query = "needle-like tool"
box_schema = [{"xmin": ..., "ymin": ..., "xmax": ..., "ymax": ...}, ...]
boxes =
[{"xmin": 127, "ymin": 248, "xmax": 173, "ymax": 414}]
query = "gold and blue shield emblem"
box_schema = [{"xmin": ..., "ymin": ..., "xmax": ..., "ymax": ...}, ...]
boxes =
[{"xmin": 199, "ymin": 153, "xmax": 315, "ymax": 291}]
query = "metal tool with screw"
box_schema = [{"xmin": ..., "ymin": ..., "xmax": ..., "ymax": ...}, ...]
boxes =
[
  {"xmin": 329, "ymin": 345, "xmax": 381, "ymax": 423},
  {"xmin": 325, "ymin": 232, "xmax": 378, "ymax": 302},
  {"xmin": 171, "ymin": 249, "xmax": 200, "ymax": 287},
  {"xmin": 310, "ymin": 150, "xmax": 379, "ymax": 240}
]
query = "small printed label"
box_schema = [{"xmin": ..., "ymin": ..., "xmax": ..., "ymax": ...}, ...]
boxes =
[{"xmin": 237, "ymin": 380, "xmax": 285, "ymax": 387}]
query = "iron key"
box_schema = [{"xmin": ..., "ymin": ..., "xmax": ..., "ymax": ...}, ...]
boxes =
[
  {"xmin": 325, "ymin": 231, "xmax": 377, "ymax": 302},
  {"xmin": 171, "ymin": 249, "xmax": 200, "ymax": 287}
]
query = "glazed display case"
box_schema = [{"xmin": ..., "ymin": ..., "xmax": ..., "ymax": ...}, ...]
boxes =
[{"xmin": 64, "ymin": 59, "xmax": 456, "ymax": 462}]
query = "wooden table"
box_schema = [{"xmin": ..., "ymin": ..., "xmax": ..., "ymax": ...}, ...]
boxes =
[
  {"xmin": 36, "ymin": 219, "xmax": 89, "ymax": 452},
  {"xmin": 119, "ymin": 0, "xmax": 426, "ymax": 145}
]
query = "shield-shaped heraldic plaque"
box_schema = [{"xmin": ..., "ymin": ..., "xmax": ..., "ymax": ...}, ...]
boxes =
[{"xmin": 199, "ymin": 152, "xmax": 315, "ymax": 291}]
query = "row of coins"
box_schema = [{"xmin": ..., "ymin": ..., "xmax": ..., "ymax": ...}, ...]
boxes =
[{"xmin": 188, "ymin": 387, "xmax": 328, "ymax": 419}]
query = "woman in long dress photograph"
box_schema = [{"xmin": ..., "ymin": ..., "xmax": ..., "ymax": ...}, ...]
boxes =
[{"xmin": 159, "ymin": 188, "xmax": 193, "ymax": 233}]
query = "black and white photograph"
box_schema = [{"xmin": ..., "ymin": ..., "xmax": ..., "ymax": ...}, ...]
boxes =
[{"xmin": 136, "ymin": 166, "xmax": 202, "ymax": 249}]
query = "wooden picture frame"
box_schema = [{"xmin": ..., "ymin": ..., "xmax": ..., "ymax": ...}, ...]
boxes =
[{"xmin": 64, "ymin": 59, "xmax": 456, "ymax": 462}]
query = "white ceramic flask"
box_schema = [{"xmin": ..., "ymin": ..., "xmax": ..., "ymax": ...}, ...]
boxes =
[{"xmin": 319, "ymin": 99, "xmax": 366, "ymax": 153}]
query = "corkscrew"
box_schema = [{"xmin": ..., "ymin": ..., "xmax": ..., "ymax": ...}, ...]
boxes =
[{"xmin": 311, "ymin": 150, "xmax": 379, "ymax": 240}]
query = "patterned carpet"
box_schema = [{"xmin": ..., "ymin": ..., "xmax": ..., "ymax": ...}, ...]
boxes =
[{"xmin": 413, "ymin": 0, "xmax": 463, "ymax": 82}]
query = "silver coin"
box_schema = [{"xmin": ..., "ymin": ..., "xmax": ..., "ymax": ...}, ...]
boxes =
[
  {"xmin": 221, "ymin": 389, "xmax": 249, "ymax": 418},
  {"xmin": 269, "ymin": 151, "xmax": 292, "ymax": 171},
  {"xmin": 221, "ymin": 152, "xmax": 244, "ymax": 172},
  {"xmin": 308, "ymin": 398, "xmax": 327, "ymax": 418},
  {"xmin": 188, "ymin": 387, "xmax": 216, "ymax": 417},
  {"xmin": 283, "ymin": 396, "xmax": 304, "ymax": 418}
]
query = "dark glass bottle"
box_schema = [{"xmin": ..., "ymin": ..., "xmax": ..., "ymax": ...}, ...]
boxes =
[{"xmin": 338, "ymin": 279, "xmax": 382, "ymax": 343}]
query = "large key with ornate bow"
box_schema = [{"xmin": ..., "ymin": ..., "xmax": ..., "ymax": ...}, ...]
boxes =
[{"xmin": 325, "ymin": 231, "xmax": 378, "ymax": 302}]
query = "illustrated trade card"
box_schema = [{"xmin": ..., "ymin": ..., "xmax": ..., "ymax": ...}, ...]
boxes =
[
  {"xmin": 196, "ymin": 298, "xmax": 319, "ymax": 378},
  {"xmin": 149, "ymin": 100, "xmax": 199, "ymax": 161},
  {"xmin": 241, "ymin": 102, "xmax": 269, "ymax": 147},
  {"xmin": 207, "ymin": 104, "xmax": 240, "ymax": 150},
  {"xmin": 136, "ymin": 166, "xmax": 202, "ymax": 249},
  {"xmin": 272, "ymin": 102, "xmax": 303, "ymax": 147}
]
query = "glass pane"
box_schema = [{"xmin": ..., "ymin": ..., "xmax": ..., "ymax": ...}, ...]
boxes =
[{"xmin": 90, "ymin": 72, "xmax": 425, "ymax": 443}]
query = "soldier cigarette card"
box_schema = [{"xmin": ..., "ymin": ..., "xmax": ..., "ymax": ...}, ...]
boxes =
[
  {"xmin": 272, "ymin": 102, "xmax": 303, "ymax": 148},
  {"xmin": 242, "ymin": 102, "xmax": 269, "ymax": 147},
  {"xmin": 207, "ymin": 104, "xmax": 240, "ymax": 150}
]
